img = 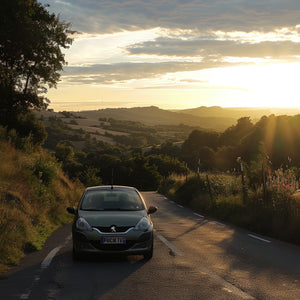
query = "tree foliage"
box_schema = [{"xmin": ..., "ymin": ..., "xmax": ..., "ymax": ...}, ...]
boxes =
[
  {"xmin": 41, "ymin": 112, "xmax": 300, "ymax": 190},
  {"xmin": 147, "ymin": 154, "xmax": 186, "ymax": 178},
  {"xmin": 181, "ymin": 115, "xmax": 300, "ymax": 171},
  {"xmin": 14, "ymin": 110, "xmax": 47, "ymax": 145},
  {"xmin": 0, "ymin": 0, "xmax": 72, "ymax": 127},
  {"xmin": 219, "ymin": 117, "xmax": 253, "ymax": 146}
]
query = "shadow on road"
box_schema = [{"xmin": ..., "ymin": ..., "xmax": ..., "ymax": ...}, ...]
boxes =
[
  {"xmin": 174, "ymin": 218, "xmax": 209, "ymax": 240},
  {"xmin": 0, "ymin": 248, "xmax": 149, "ymax": 300},
  {"xmin": 145, "ymin": 192, "xmax": 300, "ymax": 299},
  {"xmin": 212, "ymin": 223, "xmax": 300, "ymax": 299},
  {"xmin": 0, "ymin": 221, "xmax": 149, "ymax": 299},
  {"xmin": 41, "ymin": 249, "xmax": 148, "ymax": 299}
]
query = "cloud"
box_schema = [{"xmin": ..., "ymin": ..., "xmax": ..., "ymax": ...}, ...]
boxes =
[
  {"xmin": 43, "ymin": 1, "xmax": 300, "ymax": 93},
  {"xmin": 43, "ymin": 0, "xmax": 300, "ymax": 34},
  {"xmin": 136, "ymin": 85, "xmax": 248, "ymax": 91},
  {"xmin": 127, "ymin": 37, "xmax": 300, "ymax": 59},
  {"xmin": 62, "ymin": 61, "xmax": 234, "ymax": 84},
  {"xmin": 178, "ymin": 78, "xmax": 207, "ymax": 83}
]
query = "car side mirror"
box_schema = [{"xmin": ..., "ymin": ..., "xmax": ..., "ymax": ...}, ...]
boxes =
[
  {"xmin": 67, "ymin": 207, "xmax": 76, "ymax": 214},
  {"xmin": 147, "ymin": 206, "xmax": 157, "ymax": 214}
]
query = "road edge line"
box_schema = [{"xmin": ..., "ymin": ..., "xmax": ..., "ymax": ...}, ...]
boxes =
[
  {"xmin": 156, "ymin": 234, "xmax": 183, "ymax": 256},
  {"xmin": 199, "ymin": 266, "xmax": 255, "ymax": 299}
]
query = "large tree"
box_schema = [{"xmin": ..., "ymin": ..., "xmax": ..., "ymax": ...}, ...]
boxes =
[
  {"xmin": 219, "ymin": 117, "xmax": 253, "ymax": 146},
  {"xmin": 0, "ymin": 0, "xmax": 73, "ymax": 127}
]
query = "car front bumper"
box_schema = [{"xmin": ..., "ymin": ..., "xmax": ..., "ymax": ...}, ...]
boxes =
[{"xmin": 72, "ymin": 228, "xmax": 153, "ymax": 256}]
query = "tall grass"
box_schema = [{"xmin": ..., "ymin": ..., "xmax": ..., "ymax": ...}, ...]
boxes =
[{"xmin": 0, "ymin": 139, "xmax": 84, "ymax": 274}]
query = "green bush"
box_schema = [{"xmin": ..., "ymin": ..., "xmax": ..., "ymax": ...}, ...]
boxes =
[
  {"xmin": 32, "ymin": 156, "xmax": 58, "ymax": 186},
  {"xmin": 189, "ymin": 193, "xmax": 212, "ymax": 213},
  {"xmin": 175, "ymin": 177, "xmax": 207, "ymax": 205},
  {"xmin": 157, "ymin": 178, "xmax": 176, "ymax": 195}
]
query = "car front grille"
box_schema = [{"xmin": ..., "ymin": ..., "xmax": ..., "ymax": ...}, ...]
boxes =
[{"xmin": 94, "ymin": 226, "xmax": 133, "ymax": 233}]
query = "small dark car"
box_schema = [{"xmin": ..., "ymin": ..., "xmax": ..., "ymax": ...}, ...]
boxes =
[{"xmin": 67, "ymin": 185, "xmax": 157, "ymax": 260}]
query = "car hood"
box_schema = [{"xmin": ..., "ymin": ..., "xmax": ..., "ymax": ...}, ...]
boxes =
[{"xmin": 78, "ymin": 210, "xmax": 147, "ymax": 227}]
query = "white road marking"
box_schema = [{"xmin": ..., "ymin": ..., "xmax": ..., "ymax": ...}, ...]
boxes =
[
  {"xmin": 156, "ymin": 232, "xmax": 254, "ymax": 299},
  {"xmin": 41, "ymin": 247, "xmax": 62, "ymax": 269},
  {"xmin": 193, "ymin": 212, "xmax": 204, "ymax": 218},
  {"xmin": 156, "ymin": 234, "xmax": 184, "ymax": 256},
  {"xmin": 199, "ymin": 266, "xmax": 255, "ymax": 299},
  {"xmin": 20, "ymin": 292, "xmax": 30, "ymax": 299},
  {"xmin": 248, "ymin": 234, "xmax": 271, "ymax": 243},
  {"xmin": 41, "ymin": 234, "xmax": 72, "ymax": 269},
  {"xmin": 222, "ymin": 287, "xmax": 233, "ymax": 293},
  {"xmin": 19, "ymin": 234, "xmax": 72, "ymax": 299},
  {"xmin": 177, "ymin": 204, "xmax": 184, "ymax": 208}
]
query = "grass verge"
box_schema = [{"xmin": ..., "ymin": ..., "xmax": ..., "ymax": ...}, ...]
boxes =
[{"xmin": 0, "ymin": 139, "xmax": 84, "ymax": 274}]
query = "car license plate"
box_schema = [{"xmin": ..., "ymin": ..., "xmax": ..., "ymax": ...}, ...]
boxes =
[{"xmin": 100, "ymin": 237, "xmax": 126, "ymax": 244}]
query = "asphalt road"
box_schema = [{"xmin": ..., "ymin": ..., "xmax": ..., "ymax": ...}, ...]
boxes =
[{"xmin": 1, "ymin": 192, "xmax": 300, "ymax": 299}]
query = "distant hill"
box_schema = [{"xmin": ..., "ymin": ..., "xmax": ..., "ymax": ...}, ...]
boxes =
[
  {"xmin": 44, "ymin": 106, "xmax": 300, "ymax": 133},
  {"xmin": 175, "ymin": 106, "xmax": 272, "ymax": 120},
  {"xmin": 72, "ymin": 106, "xmax": 232, "ymax": 131},
  {"xmin": 38, "ymin": 105, "xmax": 300, "ymax": 149},
  {"xmin": 73, "ymin": 106, "xmax": 275, "ymax": 131}
]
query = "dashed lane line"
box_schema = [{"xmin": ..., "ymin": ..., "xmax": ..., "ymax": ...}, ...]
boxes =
[
  {"xmin": 41, "ymin": 247, "xmax": 63, "ymax": 269},
  {"xmin": 155, "ymin": 233, "xmax": 254, "ymax": 299},
  {"xmin": 20, "ymin": 234, "xmax": 72, "ymax": 299},
  {"xmin": 193, "ymin": 212, "xmax": 205, "ymax": 218},
  {"xmin": 248, "ymin": 234, "xmax": 271, "ymax": 243},
  {"xmin": 163, "ymin": 194, "xmax": 272, "ymax": 246},
  {"xmin": 40, "ymin": 234, "xmax": 72, "ymax": 269}
]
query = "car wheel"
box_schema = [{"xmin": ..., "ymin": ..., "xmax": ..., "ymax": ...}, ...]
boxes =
[
  {"xmin": 72, "ymin": 246, "xmax": 82, "ymax": 261},
  {"xmin": 143, "ymin": 240, "xmax": 153, "ymax": 260}
]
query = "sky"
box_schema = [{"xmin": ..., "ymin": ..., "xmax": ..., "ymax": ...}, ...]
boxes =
[{"xmin": 40, "ymin": 0, "xmax": 300, "ymax": 111}]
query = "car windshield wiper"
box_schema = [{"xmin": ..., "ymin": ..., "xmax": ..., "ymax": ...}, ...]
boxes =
[
  {"xmin": 103, "ymin": 208, "xmax": 136, "ymax": 211},
  {"xmin": 81, "ymin": 208, "xmax": 104, "ymax": 211}
]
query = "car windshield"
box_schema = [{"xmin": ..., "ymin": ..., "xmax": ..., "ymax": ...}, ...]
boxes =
[{"xmin": 80, "ymin": 189, "xmax": 145, "ymax": 211}]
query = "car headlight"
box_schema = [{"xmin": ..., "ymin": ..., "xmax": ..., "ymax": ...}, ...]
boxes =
[
  {"xmin": 76, "ymin": 217, "xmax": 92, "ymax": 231},
  {"xmin": 134, "ymin": 217, "xmax": 151, "ymax": 232}
]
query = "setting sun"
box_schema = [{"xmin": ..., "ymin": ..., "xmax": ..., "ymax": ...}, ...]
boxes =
[{"xmin": 199, "ymin": 63, "xmax": 300, "ymax": 108}]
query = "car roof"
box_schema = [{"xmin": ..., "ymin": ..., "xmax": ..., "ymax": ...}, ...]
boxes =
[{"xmin": 85, "ymin": 185, "xmax": 138, "ymax": 192}]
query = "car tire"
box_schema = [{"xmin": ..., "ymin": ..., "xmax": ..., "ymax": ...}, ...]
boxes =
[
  {"xmin": 72, "ymin": 247, "xmax": 82, "ymax": 261},
  {"xmin": 143, "ymin": 240, "xmax": 153, "ymax": 260}
]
